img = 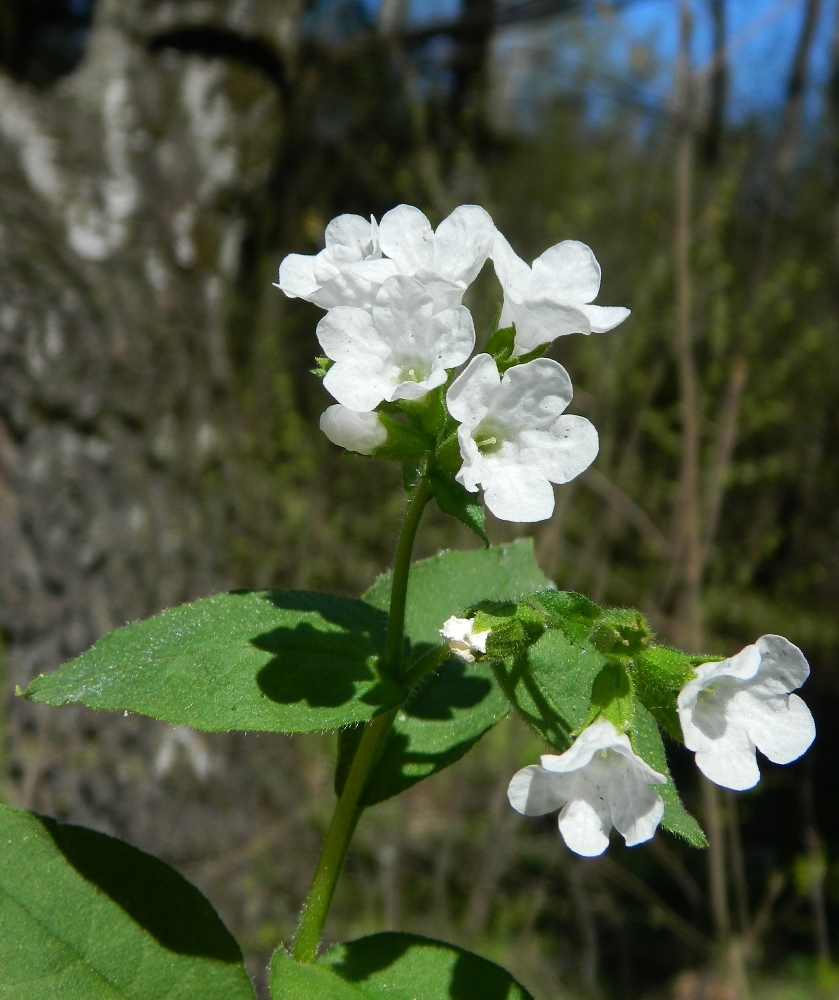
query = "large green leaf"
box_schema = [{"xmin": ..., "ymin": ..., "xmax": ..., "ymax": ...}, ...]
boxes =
[
  {"xmin": 271, "ymin": 932, "xmax": 534, "ymax": 999},
  {"xmin": 493, "ymin": 627, "xmax": 608, "ymax": 752},
  {"xmin": 0, "ymin": 804, "xmax": 254, "ymax": 999},
  {"xmin": 337, "ymin": 542, "xmax": 551, "ymax": 804},
  {"xmin": 630, "ymin": 700, "xmax": 708, "ymax": 848},
  {"xmin": 24, "ymin": 591, "xmax": 403, "ymax": 733}
]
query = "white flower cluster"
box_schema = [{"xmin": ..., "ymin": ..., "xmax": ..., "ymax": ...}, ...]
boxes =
[
  {"xmin": 439, "ymin": 618, "xmax": 815, "ymax": 857},
  {"xmin": 277, "ymin": 205, "xmax": 629, "ymax": 522},
  {"xmin": 505, "ymin": 634, "xmax": 815, "ymax": 857}
]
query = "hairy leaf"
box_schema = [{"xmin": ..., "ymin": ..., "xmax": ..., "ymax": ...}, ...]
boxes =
[
  {"xmin": 24, "ymin": 590, "xmax": 403, "ymax": 733},
  {"xmin": 630, "ymin": 700, "xmax": 707, "ymax": 848},
  {"xmin": 430, "ymin": 468, "xmax": 488, "ymax": 545},
  {"xmin": 0, "ymin": 805, "xmax": 254, "ymax": 999}
]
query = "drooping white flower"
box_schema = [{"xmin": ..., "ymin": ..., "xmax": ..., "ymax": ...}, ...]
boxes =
[
  {"xmin": 492, "ymin": 232, "xmax": 630, "ymax": 355},
  {"xmin": 439, "ymin": 616, "xmax": 491, "ymax": 663},
  {"xmin": 317, "ymin": 274, "xmax": 475, "ymax": 411},
  {"xmin": 320, "ymin": 404, "xmax": 387, "ymax": 455},
  {"xmin": 446, "ymin": 354, "xmax": 598, "ymax": 522},
  {"xmin": 508, "ymin": 719, "xmax": 666, "ymax": 857},
  {"xmin": 278, "ymin": 214, "xmax": 397, "ymax": 310},
  {"xmin": 378, "ymin": 204, "xmax": 495, "ymax": 313},
  {"xmin": 677, "ymin": 635, "xmax": 815, "ymax": 791}
]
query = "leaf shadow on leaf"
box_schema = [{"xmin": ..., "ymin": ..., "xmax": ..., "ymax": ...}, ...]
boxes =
[
  {"xmin": 250, "ymin": 592, "xmax": 396, "ymax": 710},
  {"xmin": 404, "ymin": 657, "xmax": 491, "ymax": 720},
  {"xmin": 324, "ymin": 932, "xmax": 528, "ymax": 999},
  {"xmin": 41, "ymin": 816, "xmax": 244, "ymax": 963}
]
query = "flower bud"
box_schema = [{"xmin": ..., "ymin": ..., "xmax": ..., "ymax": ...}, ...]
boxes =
[
  {"xmin": 471, "ymin": 601, "xmax": 546, "ymax": 660},
  {"xmin": 588, "ymin": 608, "xmax": 652, "ymax": 659},
  {"xmin": 320, "ymin": 405, "xmax": 388, "ymax": 455},
  {"xmin": 440, "ymin": 616, "xmax": 491, "ymax": 663}
]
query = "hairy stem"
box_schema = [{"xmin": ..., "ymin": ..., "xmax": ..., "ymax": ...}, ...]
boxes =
[{"xmin": 291, "ymin": 476, "xmax": 432, "ymax": 961}]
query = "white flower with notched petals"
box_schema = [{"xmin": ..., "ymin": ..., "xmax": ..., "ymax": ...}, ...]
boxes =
[
  {"xmin": 508, "ymin": 719, "xmax": 666, "ymax": 857},
  {"xmin": 378, "ymin": 204, "xmax": 495, "ymax": 313},
  {"xmin": 278, "ymin": 214, "xmax": 397, "ymax": 310},
  {"xmin": 492, "ymin": 232, "xmax": 630, "ymax": 355},
  {"xmin": 318, "ymin": 274, "xmax": 475, "ymax": 411},
  {"xmin": 677, "ymin": 635, "xmax": 815, "ymax": 791},
  {"xmin": 446, "ymin": 354, "xmax": 598, "ymax": 522},
  {"xmin": 320, "ymin": 404, "xmax": 387, "ymax": 455},
  {"xmin": 439, "ymin": 616, "xmax": 491, "ymax": 663}
]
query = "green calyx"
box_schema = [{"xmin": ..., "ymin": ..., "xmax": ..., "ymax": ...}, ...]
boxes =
[
  {"xmin": 469, "ymin": 601, "xmax": 546, "ymax": 660},
  {"xmin": 588, "ymin": 608, "xmax": 652, "ymax": 659}
]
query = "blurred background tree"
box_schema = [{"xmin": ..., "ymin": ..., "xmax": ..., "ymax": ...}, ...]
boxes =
[{"xmin": 1, "ymin": 0, "xmax": 838, "ymax": 998}]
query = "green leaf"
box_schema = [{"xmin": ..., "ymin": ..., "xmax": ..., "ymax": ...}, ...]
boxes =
[
  {"xmin": 629, "ymin": 700, "xmax": 707, "ymax": 848},
  {"xmin": 270, "ymin": 950, "xmax": 366, "ymax": 1000},
  {"xmin": 430, "ymin": 468, "xmax": 488, "ymax": 545},
  {"xmin": 373, "ymin": 413, "xmax": 428, "ymax": 462},
  {"xmin": 485, "ymin": 323, "xmax": 516, "ymax": 362},
  {"xmin": 0, "ymin": 804, "xmax": 254, "ymax": 999},
  {"xmin": 587, "ymin": 660, "xmax": 635, "ymax": 732},
  {"xmin": 632, "ymin": 646, "xmax": 695, "ymax": 742},
  {"xmin": 312, "ymin": 932, "xmax": 532, "ymax": 999},
  {"xmin": 24, "ymin": 591, "xmax": 404, "ymax": 733},
  {"xmin": 343, "ymin": 542, "xmax": 551, "ymax": 803},
  {"xmin": 493, "ymin": 628, "xmax": 608, "ymax": 751}
]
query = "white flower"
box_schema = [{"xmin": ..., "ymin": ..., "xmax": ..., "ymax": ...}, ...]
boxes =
[
  {"xmin": 320, "ymin": 404, "xmax": 387, "ymax": 455},
  {"xmin": 492, "ymin": 232, "xmax": 630, "ymax": 355},
  {"xmin": 439, "ymin": 616, "xmax": 491, "ymax": 663},
  {"xmin": 277, "ymin": 214, "xmax": 397, "ymax": 310},
  {"xmin": 677, "ymin": 635, "xmax": 816, "ymax": 791},
  {"xmin": 317, "ymin": 274, "xmax": 475, "ymax": 411},
  {"xmin": 379, "ymin": 204, "xmax": 495, "ymax": 313},
  {"xmin": 446, "ymin": 354, "xmax": 598, "ymax": 522},
  {"xmin": 508, "ymin": 719, "xmax": 666, "ymax": 857}
]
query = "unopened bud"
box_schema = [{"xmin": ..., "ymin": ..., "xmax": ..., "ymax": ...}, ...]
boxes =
[
  {"xmin": 589, "ymin": 608, "xmax": 652, "ymax": 659},
  {"xmin": 440, "ymin": 616, "xmax": 491, "ymax": 663}
]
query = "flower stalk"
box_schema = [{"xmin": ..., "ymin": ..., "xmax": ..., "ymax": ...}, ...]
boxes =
[{"xmin": 291, "ymin": 473, "xmax": 432, "ymax": 961}]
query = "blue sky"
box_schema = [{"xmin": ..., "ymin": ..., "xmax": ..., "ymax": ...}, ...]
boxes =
[{"xmin": 384, "ymin": 0, "xmax": 838, "ymax": 120}]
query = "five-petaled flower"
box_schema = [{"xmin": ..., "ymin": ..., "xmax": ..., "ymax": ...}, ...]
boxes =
[
  {"xmin": 439, "ymin": 616, "xmax": 491, "ymax": 663},
  {"xmin": 319, "ymin": 404, "xmax": 387, "ymax": 455},
  {"xmin": 677, "ymin": 635, "xmax": 815, "ymax": 791},
  {"xmin": 492, "ymin": 233, "xmax": 630, "ymax": 355},
  {"xmin": 378, "ymin": 204, "xmax": 495, "ymax": 313},
  {"xmin": 446, "ymin": 354, "xmax": 598, "ymax": 522},
  {"xmin": 277, "ymin": 214, "xmax": 397, "ymax": 311},
  {"xmin": 317, "ymin": 275, "xmax": 475, "ymax": 411},
  {"xmin": 508, "ymin": 719, "xmax": 666, "ymax": 857}
]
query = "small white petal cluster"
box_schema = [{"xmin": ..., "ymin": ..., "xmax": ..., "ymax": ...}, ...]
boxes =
[
  {"xmin": 439, "ymin": 615, "xmax": 491, "ymax": 663},
  {"xmin": 677, "ymin": 635, "xmax": 816, "ymax": 791},
  {"xmin": 508, "ymin": 719, "xmax": 666, "ymax": 857},
  {"xmin": 277, "ymin": 203, "xmax": 630, "ymax": 521}
]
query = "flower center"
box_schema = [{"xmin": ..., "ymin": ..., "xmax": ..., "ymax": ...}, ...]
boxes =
[
  {"xmin": 397, "ymin": 362, "xmax": 429, "ymax": 384},
  {"xmin": 473, "ymin": 423, "xmax": 505, "ymax": 455}
]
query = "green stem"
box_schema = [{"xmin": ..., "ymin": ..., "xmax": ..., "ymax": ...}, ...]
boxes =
[
  {"xmin": 291, "ymin": 476, "xmax": 432, "ymax": 962},
  {"xmin": 384, "ymin": 475, "xmax": 433, "ymax": 678}
]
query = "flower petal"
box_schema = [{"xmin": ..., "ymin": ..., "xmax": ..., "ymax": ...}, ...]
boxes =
[
  {"xmin": 579, "ymin": 304, "xmax": 631, "ymax": 333},
  {"xmin": 277, "ymin": 253, "xmax": 318, "ymax": 299},
  {"xmin": 557, "ymin": 793, "xmax": 611, "ymax": 857},
  {"xmin": 491, "ymin": 230, "xmax": 532, "ymax": 300},
  {"xmin": 446, "ymin": 353, "xmax": 500, "ymax": 425},
  {"xmin": 531, "ymin": 240, "xmax": 601, "ymax": 303},
  {"xmin": 492, "ymin": 358, "xmax": 574, "ymax": 432},
  {"xmin": 319, "ymin": 405, "xmax": 387, "ymax": 454},
  {"xmin": 432, "ymin": 305, "xmax": 476, "ymax": 368},
  {"xmin": 521, "ymin": 416, "xmax": 599, "ymax": 485},
  {"xmin": 730, "ymin": 690, "xmax": 815, "ymax": 766},
  {"xmin": 323, "ymin": 354, "xmax": 395, "ymax": 411},
  {"xmin": 379, "ymin": 204, "xmax": 434, "ymax": 274},
  {"xmin": 325, "ymin": 213, "xmax": 377, "ymax": 254},
  {"xmin": 434, "ymin": 204, "xmax": 495, "ymax": 285},
  {"xmin": 508, "ymin": 765, "xmax": 571, "ymax": 816},
  {"xmin": 482, "ymin": 462, "xmax": 555, "ymax": 522},
  {"xmin": 511, "ymin": 299, "xmax": 592, "ymax": 354},
  {"xmin": 390, "ymin": 367, "xmax": 448, "ymax": 401},
  {"xmin": 748, "ymin": 635, "xmax": 810, "ymax": 697},
  {"xmin": 610, "ymin": 769, "xmax": 664, "ymax": 847},
  {"xmin": 373, "ymin": 274, "xmax": 434, "ymax": 349},
  {"xmin": 693, "ymin": 722, "xmax": 760, "ymax": 791},
  {"xmin": 316, "ymin": 307, "xmax": 383, "ymax": 362}
]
